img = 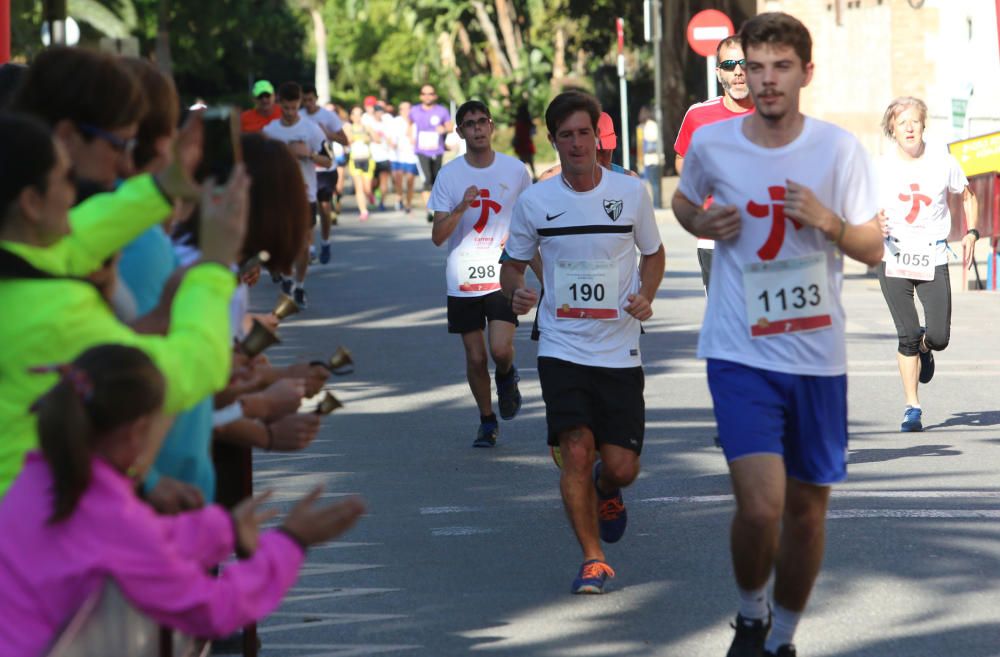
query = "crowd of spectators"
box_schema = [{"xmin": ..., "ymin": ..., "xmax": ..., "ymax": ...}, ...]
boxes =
[{"xmin": 0, "ymin": 47, "xmax": 366, "ymax": 656}]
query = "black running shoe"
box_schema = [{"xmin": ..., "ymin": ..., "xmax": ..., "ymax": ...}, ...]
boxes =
[
  {"xmin": 280, "ymin": 277, "xmax": 294, "ymax": 296},
  {"xmin": 293, "ymin": 287, "xmax": 307, "ymax": 310},
  {"xmin": 495, "ymin": 365, "xmax": 522, "ymax": 420},
  {"xmin": 764, "ymin": 645, "xmax": 796, "ymax": 657},
  {"xmin": 473, "ymin": 420, "xmax": 498, "ymax": 448},
  {"xmin": 918, "ymin": 347, "xmax": 935, "ymax": 383},
  {"xmin": 727, "ymin": 613, "xmax": 771, "ymax": 657}
]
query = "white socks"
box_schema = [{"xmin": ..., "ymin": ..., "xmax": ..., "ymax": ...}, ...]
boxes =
[
  {"xmin": 738, "ymin": 586, "xmax": 769, "ymax": 620},
  {"xmin": 764, "ymin": 604, "xmax": 801, "ymax": 653}
]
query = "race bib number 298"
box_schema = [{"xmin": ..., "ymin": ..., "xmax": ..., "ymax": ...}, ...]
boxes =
[{"xmin": 742, "ymin": 252, "xmax": 832, "ymax": 338}]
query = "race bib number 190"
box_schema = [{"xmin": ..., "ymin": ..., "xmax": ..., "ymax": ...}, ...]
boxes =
[
  {"xmin": 554, "ymin": 260, "xmax": 619, "ymax": 320},
  {"xmin": 742, "ymin": 252, "xmax": 832, "ymax": 338}
]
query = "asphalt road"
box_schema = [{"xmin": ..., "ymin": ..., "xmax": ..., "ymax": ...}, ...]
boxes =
[{"xmin": 247, "ymin": 197, "xmax": 1000, "ymax": 657}]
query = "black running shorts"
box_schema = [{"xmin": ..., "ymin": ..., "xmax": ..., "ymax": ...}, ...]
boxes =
[
  {"xmin": 317, "ymin": 170, "xmax": 338, "ymax": 203},
  {"xmin": 447, "ymin": 291, "xmax": 518, "ymax": 334},
  {"xmin": 537, "ymin": 356, "xmax": 645, "ymax": 454}
]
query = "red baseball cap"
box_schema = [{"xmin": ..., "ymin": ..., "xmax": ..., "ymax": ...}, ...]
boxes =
[
  {"xmin": 597, "ymin": 112, "xmax": 617, "ymax": 151},
  {"xmin": 363, "ymin": 95, "xmax": 377, "ymax": 107}
]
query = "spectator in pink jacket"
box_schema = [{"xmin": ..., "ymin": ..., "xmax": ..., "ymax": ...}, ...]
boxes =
[{"xmin": 0, "ymin": 344, "xmax": 365, "ymax": 657}]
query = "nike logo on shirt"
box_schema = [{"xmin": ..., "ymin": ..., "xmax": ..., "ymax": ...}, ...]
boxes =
[{"xmin": 545, "ymin": 211, "xmax": 566, "ymax": 222}]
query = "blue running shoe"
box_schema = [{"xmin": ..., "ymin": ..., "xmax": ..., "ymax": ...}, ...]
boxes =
[
  {"xmin": 496, "ymin": 366, "xmax": 522, "ymax": 420},
  {"xmin": 473, "ymin": 420, "xmax": 498, "ymax": 448},
  {"xmin": 319, "ymin": 242, "xmax": 332, "ymax": 264},
  {"xmin": 571, "ymin": 559, "xmax": 615, "ymax": 594},
  {"xmin": 594, "ymin": 461, "xmax": 627, "ymax": 543},
  {"xmin": 901, "ymin": 406, "xmax": 923, "ymax": 432}
]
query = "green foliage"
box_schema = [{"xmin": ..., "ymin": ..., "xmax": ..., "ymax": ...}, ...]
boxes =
[{"xmin": 130, "ymin": 0, "xmax": 308, "ymax": 103}]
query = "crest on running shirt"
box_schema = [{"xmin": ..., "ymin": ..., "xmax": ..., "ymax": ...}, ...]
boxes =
[{"xmin": 603, "ymin": 199, "xmax": 623, "ymax": 222}]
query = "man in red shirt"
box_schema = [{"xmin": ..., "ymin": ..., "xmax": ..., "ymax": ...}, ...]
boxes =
[
  {"xmin": 240, "ymin": 80, "xmax": 282, "ymax": 133},
  {"xmin": 674, "ymin": 36, "xmax": 755, "ymax": 289}
]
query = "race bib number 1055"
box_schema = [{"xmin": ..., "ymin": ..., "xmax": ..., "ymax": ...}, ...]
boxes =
[
  {"xmin": 742, "ymin": 252, "xmax": 832, "ymax": 338},
  {"xmin": 884, "ymin": 240, "xmax": 935, "ymax": 281}
]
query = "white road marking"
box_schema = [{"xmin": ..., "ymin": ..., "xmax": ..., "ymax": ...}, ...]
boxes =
[
  {"xmin": 640, "ymin": 490, "xmax": 1000, "ymax": 504},
  {"xmin": 828, "ymin": 509, "xmax": 1000, "ymax": 519},
  {"xmin": 262, "ymin": 644, "xmax": 420, "ymax": 656},
  {"xmin": 258, "ymin": 612, "xmax": 407, "ymax": 634},
  {"xmin": 298, "ymin": 563, "xmax": 382, "ymax": 576},
  {"xmin": 430, "ymin": 526, "xmax": 496, "ymax": 536},
  {"xmin": 419, "ymin": 505, "xmax": 479, "ymax": 514},
  {"xmin": 283, "ymin": 588, "xmax": 401, "ymax": 603}
]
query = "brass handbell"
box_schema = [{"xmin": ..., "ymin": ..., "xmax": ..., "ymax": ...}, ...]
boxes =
[
  {"xmin": 240, "ymin": 319, "xmax": 280, "ymax": 358},
  {"xmin": 312, "ymin": 346, "xmax": 354, "ymax": 375},
  {"xmin": 315, "ymin": 391, "xmax": 344, "ymax": 415},
  {"xmin": 272, "ymin": 293, "xmax": 300, "ymax": 320}
]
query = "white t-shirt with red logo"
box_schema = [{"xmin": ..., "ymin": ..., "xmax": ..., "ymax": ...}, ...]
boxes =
[
  {"xmin": 262, "ymin": 117, "xmax": 326, "ymax": 203},
  {"xmin": 429, "ymin": 152, "xmax": 531, "ymax": 298},
  {"xmin": 505, "ymin": 171, "xmax": 661, "ymax": 369},
  {"xmin": 678, "ymin": 116, "xmax": 878, "ymax": 377},
  {"xmin": 876, "ymin": 146, "xmax": 968, "ymax": 266}
]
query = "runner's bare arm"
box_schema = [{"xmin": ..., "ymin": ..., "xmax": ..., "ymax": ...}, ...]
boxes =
[
  {"xmin": 674, "ymin": 154, "xmax": 684, "ymax": 175},
  {"xmin": 671, "ymin": 189, "xmax": 741, "ymax": 241},
  {"xmin": 431, "ymin": 185, "xmax": 478, "ymax": 246},
  {"xmin": 625, "ymin": 245, "xmax": 665, "ymax": 321},
  {"xmin": 500, "ymin": 260, "xmax": 538, "ymax": 315},
  {"xmin": 330, "ymin": 128, "xmax": 349, "ymax": 146},
  {"xmin": 783, "ymin": 179, "xmax": 883, "ymax": 267},
  {"xmin": 311, "ymin": 151, "xmax": 333, "ymax": 168},
  {"xmin": 958, "ymin": 186, "xmax": 979, "ymax": 263}
]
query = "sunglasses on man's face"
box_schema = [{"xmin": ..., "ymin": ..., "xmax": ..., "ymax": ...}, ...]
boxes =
[
  {"xmin": 717, "ymin": 58, "xmax": 746, "ymax": 72},
  {"xmin": 77, "ymin": 122, "xmax": 135, "ymax": 153}
]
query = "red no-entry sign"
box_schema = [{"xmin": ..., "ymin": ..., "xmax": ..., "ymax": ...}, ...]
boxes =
[{"xmin": 686, "ymin": 9, "xmax": 735, "ymax": 57}]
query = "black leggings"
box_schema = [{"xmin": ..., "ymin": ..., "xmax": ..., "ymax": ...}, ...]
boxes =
[
  {"xmin": 418, "ymin": 154, "xmax": 443, "ymax": 191},
  {"xmin": 877, "ymin": 262, "xmax": 951, "ymax": 357}
]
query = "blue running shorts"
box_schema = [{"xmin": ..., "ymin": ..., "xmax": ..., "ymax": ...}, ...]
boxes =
[{"xmin": 707, "ymin": 358, "xmax": 848, "ymax": 485}]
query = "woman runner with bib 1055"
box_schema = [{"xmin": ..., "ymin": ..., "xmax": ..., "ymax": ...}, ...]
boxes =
[{"xmin": 875, "ymin": 96, "xmax": 978, "ymax": 433}]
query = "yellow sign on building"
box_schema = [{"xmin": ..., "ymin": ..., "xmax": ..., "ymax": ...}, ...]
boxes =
[{"xmin": 948, "ymin": 131, "xmax": 1000, "ymax": 177}]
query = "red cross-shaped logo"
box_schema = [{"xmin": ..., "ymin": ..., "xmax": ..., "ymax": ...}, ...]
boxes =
[
  {"xmin": 747, "ymin": 186, "xmax": 802, "ymax": 261},
  {"xmin": 469, "ymin": 189, "xmax": 502, "ymax": 233},
  {"xmin": 898, "ymin": 183, "xmax": 931, "ymax": 224}
]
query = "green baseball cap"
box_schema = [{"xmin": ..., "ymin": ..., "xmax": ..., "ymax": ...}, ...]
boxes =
[{"xmin": 252, "ymin": 80, "xmax": 274, "ymax": 97}]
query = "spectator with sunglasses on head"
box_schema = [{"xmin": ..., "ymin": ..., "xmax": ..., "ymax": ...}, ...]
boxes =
[
  {"xmin": 674, "ymin": 36, "xmax": 755, "ymax": 291},
  {"xmin": 0, "ymin": 47, "xmax": 248, "ymax": 499}
]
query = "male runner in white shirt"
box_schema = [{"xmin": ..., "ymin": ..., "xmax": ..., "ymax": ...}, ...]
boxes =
[
  {"xmin": 262, "ymin": 81, "xmax": 331, "ymax": 309},
  {"xmin": 501, "ymin": 91, "xmax": 664, "ymax": 595},
  {"xmin": 672, "ymin": 13, "xmax": 883, "ymax": 657},
  {"xmin": 430, "ymin": 100, "xmax": 531, "ymax": 448}
]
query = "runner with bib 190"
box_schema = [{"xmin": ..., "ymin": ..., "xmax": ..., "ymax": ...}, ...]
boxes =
[
  {"xmin": 430, "ymin": 100, "xmax": 532, "ymax": 448},
  {"xmin": 672, "ymin": 13, "xmax": 884, "ymax": 657},
  {"xmin": 501, "ymin": 91, "xmax": 664, "ymax": 595},
  {"xmin": 875, "ymin": 96, "xmax": 979, "ymax": 433}
]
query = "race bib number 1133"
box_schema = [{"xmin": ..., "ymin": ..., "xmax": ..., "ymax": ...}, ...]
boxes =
[{"xmin": 742, "ymin": 252, "xmax": 833, "ymax": 338}]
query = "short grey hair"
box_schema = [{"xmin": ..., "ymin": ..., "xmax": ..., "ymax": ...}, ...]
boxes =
[{"xmin": 881, "ymin": 96, "xmax": 927, "ymax": 138}]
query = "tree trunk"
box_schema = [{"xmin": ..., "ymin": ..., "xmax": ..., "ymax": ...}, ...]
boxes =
[
  {"xmin": 552, "ymin": 23, "xmax": 566, "ymax": 90},
  {"xmin": 310, "ymin": 7, "xmax": 330, "ymax": 103},
  {"xmin": 470, "ymin": 0, "xmax": 511, "ymax": 77},
  {"xmin": 494, "ymin": 0, "xmax": 519, "ymax": 71},
  {"xmin": 155, "ymin": 0, "xmax": 172, "ymax": 76}
]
